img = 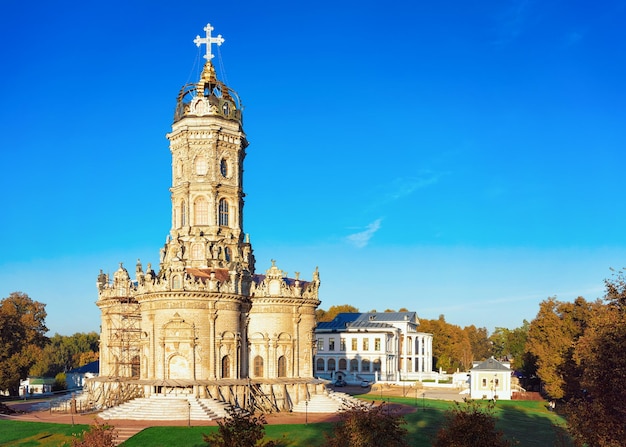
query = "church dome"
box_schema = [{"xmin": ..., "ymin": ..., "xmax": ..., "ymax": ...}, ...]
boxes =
[{"xmin": 173, "ymin": 61, "xmax": 243, "ymax": 125}]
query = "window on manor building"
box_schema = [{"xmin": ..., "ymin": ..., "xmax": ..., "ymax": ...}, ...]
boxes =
[
  {"xmin": 340, "ymin": 338, "xmax": 346, "ymax": 351},
  {"xmin": 350, "ymin": 359, "xmax": 358, "ymax": 372},
  {"xmin": 362, "ymin": 359, "xmax": 370, "ymax": 372},
  {"xmin": 329, "ymin": 338, "xmax": 335, "ymax": 351},
  {"xmin": 374, "ymin": 338, "xmax": 381, "ymax": 351},
  {"xmin": 351, "ymin": 338, "xmax": 357, "ymax": 351},
  {"xmin": 373, "ymin": 358, "xmax": 381, "ymax": 372},
  {"xmin": 317, "ymin": 339, "xmax": 324, "ymax": 351},
  {"xmin": 363, "ymin": 338, "xmax": 369, "ymax": 351},
  {"xmin": 328, "ymin": 358, "xmax": 336, "ymax": 371},
  {"xmin": 316, "ymin": 358, "xmax": 324, "ymax": 371},
  {"xmin": 339, "ymin": 358, "xmax": 347, "ymax": 370}
]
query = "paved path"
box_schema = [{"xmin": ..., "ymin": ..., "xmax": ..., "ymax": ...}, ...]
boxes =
[{"xmin": 2, "ymin": 387, "xmax": 440, "ymax": 445}]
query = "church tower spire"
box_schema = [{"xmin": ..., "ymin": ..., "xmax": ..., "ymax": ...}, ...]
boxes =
[{"xmin": 164, "ymin": 23, "xmax": 253, "ymax": 274}]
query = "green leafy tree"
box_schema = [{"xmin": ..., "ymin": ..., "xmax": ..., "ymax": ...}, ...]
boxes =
[
  {"xmin": 203, "ymin": 408, "xmax": 275, "ymax": 447},
  {"xmin": 71, "ymin": 421, "xmax": 118, "ymax": 447},
  {"xmin": 0, "ymin": 292, "xmax": 48, "ymax": 395},
  {"xmin": 433, "ymin": 400, "xmax": 513, "ymax": 447},
  {"xmin": 565, "ymin": 271, "xmax": 626, "ymax": 447},
  {"xmin": 324, "ymin": 401, "xmax": 408, "ymax": 447},
  {"xmin": 489, "ymin": 321, "xmax": 529, "ymax": 369}
]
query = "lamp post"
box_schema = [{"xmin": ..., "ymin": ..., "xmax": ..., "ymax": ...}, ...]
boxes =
[
  {"xmin": 188, "ymin": 401, "xmax": 191, "ymax": 428},
  {"xmin": 305, "ymin": 399, "xmax": 309, "ymax": 425},
  {"xmin": 422, "ymin": 392, "xmax": 425, "ymax": 412}
]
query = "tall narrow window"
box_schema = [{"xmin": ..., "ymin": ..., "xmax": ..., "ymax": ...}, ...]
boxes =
[
  {"xmin": 363, "ymin": 338, "xmax": 369, "ymax": 351},
  {"xmin": 254, "ymin": 356, "xmax": 264, "ymax": 377},
  {"xmin": 329, "ymin": 338, "xmax": 335, "ymax": 351},
  {"xmin": 317, "ymin": 339, "xmax": 324, "ymax": 351},
  {"xmin": 180, "ymin": 201, "xmax": 187, "ymax": 226},
  {"xmin": 278, "ymin": 356, "xmax": 287, "ymax": 377},
  {"xmin": 375, "ymin": 338, "xmax": 381, "ymax": 351},
  {"xmin": 340, "ymin": 338, "xmax": 346, "ymax": 351},
  {"xmin": 219, "ymin": 198, "xmax": 229, "ymax": 226},
  {"xmin": 194, "ymin": 156, "xmax": 208, "ymax": 175},
  {"xmin": 221, "ymin": 355, "xmax": 230, "ymax": 378},
  {"xmin": 195, "ymin": 197, "xmax": 208, "ymax": 225},
  {"xmin": 351, "ymin": 338, "xmax": 357, "ymax": 351}
]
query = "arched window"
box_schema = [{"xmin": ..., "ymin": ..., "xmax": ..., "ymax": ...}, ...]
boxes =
[
  {"xmin": 362, "ymin": 359, "xmax": 370, "ymax": 372},
  {"xmin": 219, "ymin": 198, "xmax": 229, "ymax": 226},
  {"xmin": 180, "ymin": 200, "xmax": 187, "ymax": 227},
  {"xmin": 195, "ymin": 197, "xmax": 208, "ymax": 225},
  {"xmin": 339, "ymin": 359, "xmax": 347, "ymax": 370},
  {"xmin": 221, "ymin": 355, "xmax": 230, "ymax": 378},
  {"xmin": 373, "ymin": 358, "xmax": 381, "ymax": 372},
  {"xmin": 191, "ymin": 244, "xmax": 203, "ymax": 260},
  {"xmin": 328, "ymin": 358, "xmax": 336, "ymax": 371},
  {"xmin": 278, "ymin": 356, "xmax": 287, "ymax": 377},
  {"xmin": 350, "ymin": 359, "xmax": 358, "ymax": 372},
  {"xmin": 254, "ymin": 355, "xmax": 263, "ymax": 377},
  {"xmin": 172, "ymin": 275, "xmax": 182, "ymax": 289},
  {"xmin": 195, "ymin": 155, "xmax": 208, "ymax": 175},
  {"xmin": 316, "ymin": 358, "xmax": 324, "ymax": 372}
]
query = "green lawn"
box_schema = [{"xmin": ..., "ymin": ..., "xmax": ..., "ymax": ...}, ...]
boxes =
[
  {"xmin": 0, "ymin": 419, "xmax": 89, "ymax": 447},
  {"xmin": 0, "ymin": 398, "xmax": 573, "ymax": 447}
]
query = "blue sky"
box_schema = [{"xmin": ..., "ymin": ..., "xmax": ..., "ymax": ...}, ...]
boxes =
[{"xmin": 1, "ymin": 1, "xmax": 625, "ymax": 336}]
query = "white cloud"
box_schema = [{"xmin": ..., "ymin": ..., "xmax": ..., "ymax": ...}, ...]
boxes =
[
  {"xmin": 346, "ymin": 219, "xmax": 382, "ymax": 248},
  {"xmin": 386, "ymin": 170, "xmax": 444, "ymax": 201}
]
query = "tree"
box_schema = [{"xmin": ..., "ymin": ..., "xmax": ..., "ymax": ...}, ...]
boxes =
[
  {"xmin": 71, "ymin": 421, "xmax": 118, "ymax": 447},
  {"xmin": 316, "ymin": 305, "xmax": 359, "ymax": 323},
  {"xmin": 463, "ymin": 325, "xmax": 492, "ymax": 362},
  {"xmin": 30, "ymin": 332, "xmax": 100, "ymax": 378},
  {"xmin": 0, "ymin": 292, "xmax": 48, "ymax": 395},
  {"xmin": 433, "ymin": 400, "xmax": 513, "ymax": 447},
  {"xmin": 565, "ymin": 271, "xmax": 626, "ymax": 447},
  {"xmin": 419, "ymin": 316, "xmax": 472, "ymax": 371},
  {"xmin": 203, "ymin": 408, "xmax": 275, "ymax": 447},
  {"xmin": 324, "ymin": 401, "xmax": 408, "ymax": 447},
  {"xmin": 489, "ymin": 321, "xmax": 529, "ymax": 370},
  {"xmin": 526, "ymin": 297, "xmax": 597, "ymax": 399}
]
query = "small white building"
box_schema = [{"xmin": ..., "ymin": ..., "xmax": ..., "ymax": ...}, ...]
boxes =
[
  {"xmin": 469, "ymin": 357, "xmax": 512, "ymax": 400},
  {"xmin": 314, "ymin": 312, "xmax": 434, "ymax": 383},
  {"xmin": 19, "ymin": 377, "xmax": 55, "ymax": 396}
]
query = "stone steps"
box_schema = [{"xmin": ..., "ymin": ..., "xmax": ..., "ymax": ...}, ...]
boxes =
[{"xmin": 100, "ymin": 395, "xmax": 230, "ymax": 421}]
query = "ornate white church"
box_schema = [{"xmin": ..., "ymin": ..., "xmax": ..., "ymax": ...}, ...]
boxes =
[{"xmin": 87, "ymin": 24, "xmax": 322, "ymax": 413}]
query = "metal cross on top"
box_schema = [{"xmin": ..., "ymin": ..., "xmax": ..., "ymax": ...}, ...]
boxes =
[{"xmin": 194, "ymin": 23, "xmax": 225, "ymax": 61}]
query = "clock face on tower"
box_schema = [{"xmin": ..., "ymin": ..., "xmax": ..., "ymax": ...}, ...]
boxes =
[{"xmin": 220, "ymin": 158, "xmax": 229, "ymax": 178}]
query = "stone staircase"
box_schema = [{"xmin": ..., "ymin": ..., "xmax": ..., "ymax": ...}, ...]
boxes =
[
  {"xmin": 291, "ymin": 390, "xmax": 364, "ymax": 413},
  {"xmin": 99, "ymin": 395, "xmax": 231, "ymax": 421}
]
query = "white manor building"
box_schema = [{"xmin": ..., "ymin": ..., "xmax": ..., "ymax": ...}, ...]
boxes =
[{"xmin": 314, "ymin": 312, "xmax": 434, "ymax": 383}]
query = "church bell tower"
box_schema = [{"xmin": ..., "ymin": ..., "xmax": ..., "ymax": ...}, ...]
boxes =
[{"xmin": 163, "ymin": 24, "xmax": 254, "ymax": 276}]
